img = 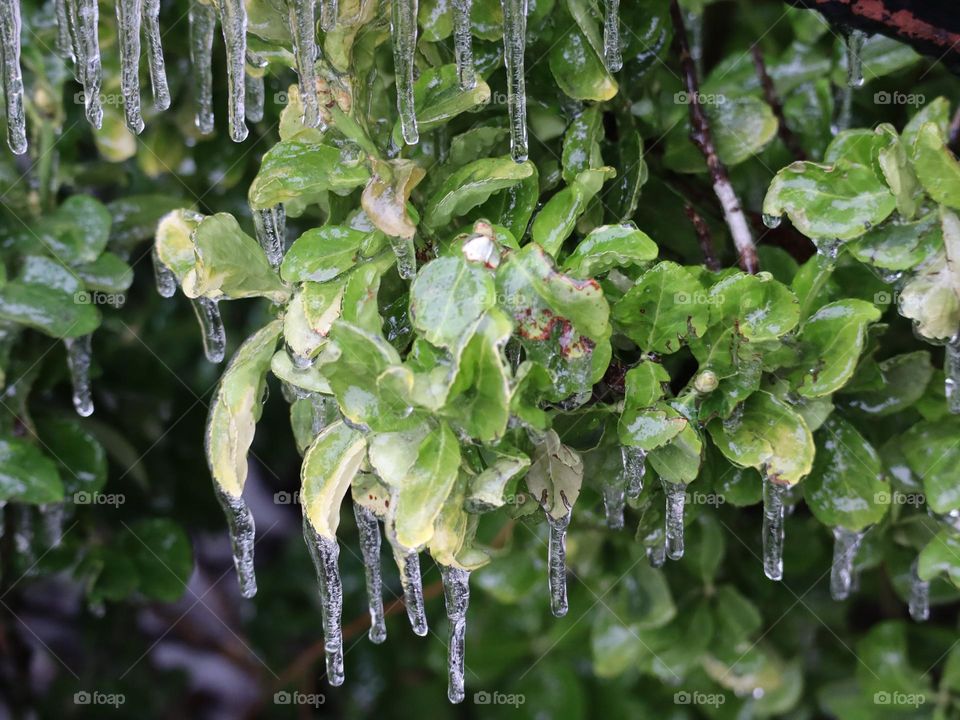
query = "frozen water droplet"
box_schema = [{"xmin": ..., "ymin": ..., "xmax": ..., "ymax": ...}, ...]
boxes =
[
  {"xmin": 829, "ymin": 526, "xmax": 865, "ymax": 600},
  {"xmin": 215, "ymin": 486, "xmax": 257, "ymax": 598},
  {"xmin": 908, "ymin": 558, "xmax": 930, "ymax": 622},
  {"xmin": 500, "ymin": 0, "xmax": 528, "ymax": 162},
  {"xmin": 142, "ymin": 0, "xmax": 171, "ymax": 110},
  {"xmin": 397, "ymin": 549, "xmax": 428, "ymax": 636},
  {"xmin": 303, "ymin": 518, "xmax": 345, "ymax": 685},
  {"xmin": 546, "ymin": 509, "xmax": 570, "ymax": 617},
  {"xmin": 0, "ymin": 0, "xmax": 27, "ymax": 153},
  {"xmin": 391, "ymin": 0, "xmax": 419, "ymax": 145},
  {"xmin": 389, "ymin": 235, "xmax": 417, "ymax": 279},
  {"xmin": 845, "ymin": 29, "xmax": 865, "ymax": 88},
  {"xmin": 441, "ymin": 565, "xmax": 470, "ymax": 704},
  {"xmin": 814, "ymin": 237, "xmax": 841, "ymax": 262},
  {"xmin": 64, "ymin": 334, "xmax": 94, "ymax": 417},
  {"xmin": 191, "ymin": 297, "xmax": 226, "ymax": 363},
  {"xmin": 115, "ymin": 0, "xmax": 145, "ymax": 134},
  {"xmin": 189, "ymin": 1, "xmax": 217, "ymax": 134},
  {"xmin": 662, "ymin": 480, "xmax": 686, "ymax": 561},
  {"xmin": 601, "ymin": 480, "xmax": 624, "ymax": 530},
  {"xmin": 152, "ymin": 247, "xmax": 178, "ymax": 297},
  {"xmin": 319, "ymin": 0, "xmax": 337, "ymax": 31},
  {"xmin": 762, "ymin": 213, "xmax": 782, "ymax": 229},
  {"xmin": 218, "ymin": 0, "xmax": 249, "ymax": 142},
  {"xmin": 762, "ymin": 475, "xmax": 787, "ymax": 581},
  {"xmin": 353, "ymin": 504, "xmax": 387, "ymax": 644},
  {"xmin": 452, "ymin": 0, "xmax": 476, "ymax": 90},
  {"xmin": 288, "ymin": 0, "xmax": 322, "ymax": 129},
  {"xmin": 621, "ymin": 445, "xmax": 646, "ymax": 499},
  {"xmin": 602, "ymin": 0, "xmax": 622, "ymax": 72},
  {"xmin": 945, "ymin": 338, "xmax": 960, "ymax": 415},
  {"xmin": 253, "ymin": 204, "xmax": 286, "ymax": 268}
]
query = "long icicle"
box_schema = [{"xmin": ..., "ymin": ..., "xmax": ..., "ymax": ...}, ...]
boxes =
[
  {"xmin": 141, "ymin": 0, "xmax": 171, "ymax": 110},
  {"xmin": 218, "ymin": 0, "xmax": 248, "ymax": 142},
  {"xmin": 397, "ymin": 549, "xmax": 428, "ymax": 636},
  {"xmin": 288, "ymin": 0, "xmax": 322, "ymax": 129},
  {"xmin": 662, "ymin": 480, "xmax": 686, "ymax": 560},
  {"xmin": 116, "ymin": 0, "xmax": 145, "ymax": 133},
  {"xmin": 500, "ymin": 0, "xmax": 527, "ymax": 162},
  {"xmin": 190, "ymin": 296, "xmax": 227, "ymax": 363},
  {"xmin": 622, "ymin": 445, "xmax": 646, "ymax": 499},
  {"xmin": 253, "ymin": 204, "xmax": 286, "ymax": 268},
  {"xmin": 451, "ymin": 0, "xmax": 475, "ymax": 91},
  {"xmin": 908, "ymin": 558, "xmax": 930, "ymax": 622},
  {"xmin": 762, "ymin": 475, "xmax": 787, "ymax": 581},
  {"xmin": 152, "ymin": 247, "xmax": 178, "ymax": 297},
  {"xmin": 0, "ymin": 0, "xmax": 26, "ymax": 154},
  {"xmin": 189, "ymin": 1, "xmax": 217, "ymax": 135},
  {"xmin": 303, "ymin": 518, "xmax": 345, "ymax": 686},
  {"xmin": 319, "ymin": 0, "xmax": 337, "ymax": 31},
  {"xmin": 602, "ymin": 0, "xmax": 622, "ymax": 72},
  {"xmin": 829, "ymin": 526, "xmax": 865, "ymax": 600},
  {"xmin": 353, "ymin": 504, "xmax": 387, "ymax": 644},
  {"xmin": 64, "ymin": 334, "xmax": 94, "ymax": 417},
  {"xmin": 546, "ymin": 509, "xmax": 570, "ymax": 617},
  {"xmin": 65, "ymin": 0, "xmax": 84, "ymax": 81},
  {"xmin": 391, "ymin": 0, "xmax": 419, "ymax": 145},
  {"xmin": 76, "ymin": 0, "xmax": 103, "ymax": 128},
  {"xmin": 441, "ymin": 566, "xmax": 470, "ymax": 704},
  {"xmin": 215, "ymin": 486, "xmax": 257, "ymax": 598}
]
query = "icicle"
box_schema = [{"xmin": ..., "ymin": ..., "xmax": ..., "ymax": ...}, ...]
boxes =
[
  {"xmin": 303, "ymin": 519, "xmax": 345, "ymax": 686},
  {"xmin": 215, "ymin": 487, "xmax": 257, "ymax": 597},
  {"xmin": 288, "ymin": 0, "xmax": 322, "ymax": 129},
  {"xmin": 244, "ymin": 52, "xmax": 266, "ymax": 123},
  {"xmin": 945, "ymin": 338, "xmax": 960, "ymax": 414},
  {"xmin": 217, "ymin": 0, "xmax": 248, "ymax": 142},
  {"xmin": 64, "ymin": 334, "xmax": 94, "ymax": 417},
  {"xmin": 647, "ymin": 542, "xmax": 665, "ymax": 568},
  {"xmin": 252, "ymin": 205, "xmax": 286, "ymax": 268},
  {"xmin": 500, "ymin": 0, "xmax": 527, "ymax": 162},
  {"xmin": 152, "ymin": 247, "xmax": 178, "ymax": 298},
  {"xmin": 662, "ymin": 480, "xmax": 686, "ymax": 561},
  {"xmin": 54, "ymin": 0, "xmax": 74, "ymax": 61},
  {"xmin": 829, "ymin": 526, "xmax": 865, "ymax": 601},
  {"xmin": 621, "ymin": 445, "xmax": 646, "ymax": 499},
  {"xmin": 142, "ymin": 0, "xmax": 171, "ymax": 110},
  {"xmin": 762, "ymin": 475, "xmax": 787, "ymax": 581},
  {"xmin": 115, "ymin": 0, "xmax": 145, "ymax": 133},
  {"xmin": 389, "ymin": 235, "xmax": 417, "ymax": 279},
  {"xmin": 844, "ymin": 29, "xmax": 865, "ymax": 88},
  {"xmin": 451, "ymin": 0, "xmax": 476, "ymax": 91},
  {"xmin": 546, "ymin": 509, "xmax": 570, "ymax": 618},
  {"xmin": 319, "ymin": 0, "xmax": 337, "ymax": 31},
  {"xmin": 601, "ymin": 480, "xmax": 624, "ymax": 530},
  {"xmin": 190, "ymin": 296, "xmax": 226, "ymax": 363},
  {"xmin": 397, "ymin": 549, "xmax": 428, "ymax": 635},
  {"xmin": 391, "ymin": 0, "xmax": 419, "ymax": 145},
  {"xmin": 602, "ymin": 0, "xmax": 622, "ymax": 72},
  {"xmin": 76, "ymin": 0, "xmax": 104, "ymax": 128},
  {"xmin": 189, "ymin": 2, "xmax": 216, "ymax": 135},
  {"xmin": 353, "ymin": 504, "xmax": 387, "ymax": 644},
  {"xmin": 0, "ymin": 0, "xmax": 27, "ymax": 154},
  {"xmin": 762, "ymin": 213, "xmax": 783, "ymax": 229},
  {"xmin": 13, "ymin": 505, "xmax": 34, "ymax": 563},
  {"xmin": 39, "ymin": 503, "xmax": 65, "ymax": 548},
  {"xmin": 908, "ymin": 558, "xmax": 930, "ymax": 622},
  {"xmin": 441, "ymin": 566, "xmax": 470, "ymax": 704}
]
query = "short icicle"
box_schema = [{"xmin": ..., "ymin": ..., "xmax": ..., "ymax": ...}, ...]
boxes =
[
  {"xmin": 189, "ymin": 1, "xmax": 217, "ymax": 135},
  {"xmin": 762, "ymin": 475, "xmax": 787, "ymax": 581},
  {"xmin": 441, "ymin": 566, "xmax": 470, "ymax": 704},
  {"xmin": 662, "ymin": 480, "xmax": 686, "ymax": 561},
  {"xmin": 945, "ymin": 337, "xmax": 960, "ymax": 414},
  {"xmin": 152, "ymin": 247, "xmax": 178, "ymax": 298},
  {"xmin": 54, "ymin": 0, "xmax": 74, "ymax": 61},
  {"xmin": 621, "ymin": 445, "xmax": 646, "ymax": 499},
  {"xmin": 142, "ymin": 0, "xmax": 171, "ymax": 110},
  {"xmin": 546, "ymin": 509, "xmax": 570, "ymax": 617},
  {"xmin": 388, "ymin": 235, "xmax": 417, "ymax": 279},
  {"xmin": 829, "ymin": 526, "xmax": 865, "ymax": 601},
  {"xmin": 391, "ymin": 0, "xmax": 419, "ymax": 145},
  {"xmin": 288, "ymin": 0, "xmax": 322, "ymax": 129},
  {"xmin": 253, "ymin": 205, "xmax": 286, "ymax": 268},
  {"xmin": 353, "ymin": 504, "xmax": 387, "ymax": 644},
  {"xmin": 601, "ymin": 480, "xmax": 624, "ymax": 530},
  {"xmin": 908, "ymin": 558, "xmax": 930, "ymax": 622},
  {"xmin": 244, "ymin": 51, "xmax": 267, "ymax": 123},
  {"xmin": 217, "ymin": 0, "xmax": 249, "ymax": 142},
  {"xmin": 397, "ymin": 549, "xmax": 428, "ymax": 636},
  {"xmin": 190, "ymin": 296, "xmax": 227, "ymax": 363},
  {"xmin": 451, "ymin": 0, "xmax": 476, "ymax": 91},
  {"xmin": 602, "ymin": 0, "xmax": 622, "ymax": 72},
  {"xmin": 303, "ymin": 518, "xmax": 345, "ymax": 686},
  {"xmin": 39, "ymin": 503, "xmax": 65, "ymax": 548},
  {"xmin": 115, "ymin": 0, "xmax": 145, "ymax": 133},
  {"xmin": 500, "ymin": 0, "xmax": 528, "ymax": 161},
  {"xmin": 319, "ymin": 0, "xmax": 337, "ymax": 31},
  {"xmin": 64, "ymin": 334, "xmax": 94, "ymax": 417},
  {"xmin": 215, "ymin": 486, "xmax": 257, "ymax": 598},
  {"xmin": 76, "ymin": 0, "xmax": 104, "ymax": 128},
  {"xmin": 844, "ymin": 28, "xmax": 866, "ymax": 88},
  {"xmin": 0, "ymin": 0, "xmax": 26, "ymax": 154},
  {"xmin": 647, "ymin": 541, "xmax": 666, "ymax": 568}
]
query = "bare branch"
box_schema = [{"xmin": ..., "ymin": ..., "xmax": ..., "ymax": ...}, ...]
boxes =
[{"xmin": 751, "ymin": 44, "xmax": 807, "ymax": 161}]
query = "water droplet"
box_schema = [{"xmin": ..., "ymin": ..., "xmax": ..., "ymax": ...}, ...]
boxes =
[{"xmin": 762, "ymin": 213, "xmax": 782, "ymax": 229}]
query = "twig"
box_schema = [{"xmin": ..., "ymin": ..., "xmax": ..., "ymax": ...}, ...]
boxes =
[
  {"xmin": 684, "ymin": 204, "xmax": 722, "ymax": 271},
  {"xmin": 750, "ymin": 44, "xmax": 807, "ymax": 161},
  {"xmin": 669, "ymin": 0, "xmax": 759, "ymax": 274},
  {"xmin": 949, "ymin": 105, "xmax": 960, "ymax": 154}
]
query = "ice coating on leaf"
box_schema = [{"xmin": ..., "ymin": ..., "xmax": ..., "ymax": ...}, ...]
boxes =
[
  {"xmin": 391, "ymin": 0, "xmax": 419, "ymax": 145},
  {"xmin": 397, "ymin": 549, "xmax": 428, "ymax": 635},
  {"xmin": 602, "ymin": 0, "xmax": 621, "ymax": 72},
  {"xmin": 253, "ymin": 205, "xmax": 286, "ymax": 268},
  {"xmin": 190, "ymin": 297, "xmax": 227, "ymax": 363},
  {"xmin": 663, "ymin": 480, "xmax": 686, "ymax": 560},
  {"xmin": 217, "ymin": 0, "xmax": 249, "ymax": 142},
  {"xmin": 64, "ymin": 334, "xmax": 94, "ymax": 417},
  {"xmin": 830, "ymin": 526, "xmax": 865, "ymax": 600},
  {"xmin": 441, "ymin": 565, "xmax": 470, "ymax": 703},
  {"xmin": 762, "ymin": 476, "xmax": 787, "ymax": 581},
  {"xmin": 621, "ymin": 445, "xmax": 646, "ymax": 499},
  {"xmin": 451, "ymin": 0, "xmax": 476, "ymax": 90},
  {"xmin": 288, "ymin": 0, "xmax": 321, "ymax": 129},
  {"xmin": 0, "ymin": 0, "xmax": 27, "ymax": 153},
  {"xmin": 303, "ymin": 518, "xmax": 345, "ymax": 685},
  {"xmin": 909, "ymin": 558, "xmax": 930, "ymax": 622},
  {"xmin": 189, "ymin": 1, "xmax": 217, "ymax": 134},
  {"xmin": 142, "ymin": 0, "xmax": 171, "ymax": 110},
  {"xmin": 215, "ymin": 485, "xmax": 258, "ymax": 597},
  {"xmin": 319, "ymin": 0, "xmax": 337, "ymax": 31},
  {"xmin": 500, "ymin": 0, "xmax": 527, "ymax": 161},
  {"xmin": 547, "ymin": 509, "xmax": 570, "ymax": 617},
  {"xmin": 353, "ymin": 503, "xmax": 387, "ymax": 643},
  {"xmin": 115, "ymin": 0, "xmax": 145, "ymax": 133}
]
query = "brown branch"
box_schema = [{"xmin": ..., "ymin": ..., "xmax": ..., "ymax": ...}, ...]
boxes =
[
  {"xmin": 750, "ymin": 44, "xmax": 807, "ymax": 161},
  {"xmin": 684, "ymin": 204, "xmax": 722, "ymax": 271},
  {"xmin": 949, "ymin": 105, "xmax": 960, "ymax": 154},
  {"xmin": 669, "ymin": 0, "xmax": 759, "ymax": 274}
]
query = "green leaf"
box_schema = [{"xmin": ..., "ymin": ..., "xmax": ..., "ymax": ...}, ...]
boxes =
[
  {"xmin": 843, "ymin": 351, "xmax": 933, "ymax": 416},
  {"xmin": 108, "ymin": 194, "xmax": 187, "ymax": 249},
  {"xmin": 561, "ymin": 106, "xmax": 603, "ymax": 183},
  {"xmin": 875, "ymin": 124, "xmax": 921, "ymax": 219},
  {"xmin": 912, "ymin": 122, "xmax": 960, "ymax": 210},
  {"xmin": 206, "ymin": 319, "xmax": 282, "ymax": 497},
  {"xmin": 281, "ymin": 226, "xmax": 378, "ymax": 284},
  {"xmin": 902, "ymin": 97, "xmax": 950, "ymax": 155},
  {"xmin": 618, "ymin": 401, "xmax": 688, "ymax": 451},
  {"xmin": 562, "ymin": 223, "xmax": 658, "ymax": 278},
  {"xmin": 0, "ymin": 438, "xmax": 64, "ymax": 504},
  {"xmin": 155, "ymin": 209, "xmax": 202, "ymax": 281},
  {"xmin": 647, "ymin": 423, "xmax": 702, "ymax": 484},
  {"xmin": 409, "ymin": 255, "xmax": 496, "ymax": 349},
  {"xmin": 525, "ymin": 429, "xmax": 583, "ymax": 519},
  {"xmin": 32, "ymin": 196, "xmax": 112, "ymax": 265},
  {"xmin": 623, "ymin": 359, "xmax": 670, "ymax": 408},
  {"xmin": 847, "ymin": 212, "xmax": 941, "ymax": 271},
  {"xmin": 548, "ymin": 0, "xmax": 618, "ymax": 101},
  {"xmin": 900, "ymin": 415, "xmax": 960, "ymax": 514},
  {"xmin": 423, "ymin": 157, "xmax": 535, "ymax": 230},
  {"xmin": 35, "ymin": 416, "xmax": 107, "ymax": 497},
  {"xmin": 0, "ymin": 281, "xmax": 101, "ymax": 338},
  {"xmin": 465, "ymin": 446, "xmax": 531, "ymax": 511},
  {"xmin": 531, "ymin": 167, "xmax": 614, "ymax": 256},
  {"xmin": 917, "ymin": 528, "xmax": 960, "ymax": 587},
  {"xmin": 708, "ymin": 272, "xmax": 800, "ymax": 342},
  {"xmin": 393, "ymin": 65, "xmax": 492, "ymax": 143},
  {"xmin": 856, "ymin": 622, "xmax": 932, "ymax": 703},
  {"xmin": 301, "ymin": 420, "xmax": 367, "ymax": 538},
  {"xmin": 122, "ymin": 519, "xmax": 193, "ymax": 602},
  {"xmin": 361, "ymin": 159, "xmax": 425, "ymax": 240},
  {"xmin": 74, "ymin": 253, "xmax": 135, "ymax": 293}
]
